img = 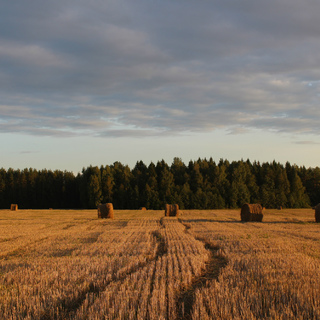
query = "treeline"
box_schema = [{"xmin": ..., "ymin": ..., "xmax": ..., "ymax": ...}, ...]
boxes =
[{"xmin": 1, "ymin": 158, "xmax": 320, "ymax": 210}]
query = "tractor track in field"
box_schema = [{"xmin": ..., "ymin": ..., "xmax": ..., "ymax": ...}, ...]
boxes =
[
  {"xmin": 42, "ymin": 219, "xmax": 168, "ymax": 320},
  {"xmin": 146, "ymin": 216, "xmax": 168, "ymax": 320},
  {"xmin": 176, "ymin": 219, "xmax": 228, "ymax": 320},
  {"xmin": 39, "ymin": 217, "xmax": 227, "ymax": 320}
]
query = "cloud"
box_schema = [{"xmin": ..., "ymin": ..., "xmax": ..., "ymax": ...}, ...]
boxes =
[
  {"xmin": 227, "ymin": 127, "xmax": 250, "ymax": 135},
  {"xmin": 294, "ymin": 140, "xmax": 320, "ymax": 145},
  {"xmin": 1, "ymin": 0, "xmax": 320, "ymax": 138},
  {"xmin": 20, "ymin": 150, "xmax": 39, "ymax": 154}
]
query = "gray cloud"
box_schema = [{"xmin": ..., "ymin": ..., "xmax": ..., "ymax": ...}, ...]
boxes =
[{"xmin": 1, "ymin": 0, "xmax": 320, "ymax": 138}]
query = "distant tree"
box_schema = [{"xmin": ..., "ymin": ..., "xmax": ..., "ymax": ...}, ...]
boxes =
[
  {"xmin": 177, "ymin": 182, "xmax": 192, "ymax": 209},
  {"xmin": 188, "ymin": 161, "xmax": 204, "ymax": 194},
  {"xmin": 0, "ymin": 168, "xmax": 6, "ymax": 208},
  {"xmin": 27, "ymin": 168, "xmax": 38, "ymax": 208},
  {"xmin": 87, "ymin": 166, "xmax": 102, "ymax": 208},
  {"xmin": 197, "ymin": 158, "xmax": 211, "ymax": 191},
  {"xmin": 286, "ymin": 163, "xmax": 310, "ymax": 208},
  {"xmin": 216, "ymin": 159, "xmax": 231, "ymax": 207},
  {"xmin": 79, "ymin": 166, "xmax": 102, "ymax": 208},
  {"xmin": 227, "ymin": 161, "xmax": 253, "ymax": 208},
  {"xmin": 0, "ymin": 158, "xmax": 319, "ymax": 210},
  {"xmin": 100, "ymin": 165, "xmax": 114, "ymax": 204},
  {"xmin": 145, "ymin": 162, "xmax": 160, "ymax": 209},
  {"xmin": 112, "ymin": 162, "xmax": 132, "ymax": 209},
  {"xmin": 274, "ymin": 164, "xmax": 290, "ymax": 208},
  {"xmin": 157, "ymin": 161, "xmax": 175, "ymax": 206},
  {"xmin": 132, "ymin": 161, "xmax": 148, "ymax": 208},
  {"xmin": 171, "ymin": 157, "xmax": 188, "ymax": 186},
  {"xmin": 191, "ymin": 188, "xmax": 208, "ymax": 209},
  {"xmin": 301, "ymin": 166, "xmax": 320, "ymax": 207},
  {"xmin": 260, "ymin": 164, "xmax": 277, "ymax": 208},
  {"xmin": 63, "ymin": 171, "xmax": 78, "ymax": 209},
  {"xmin": 5, "ymin": 168, "xmax": 15, "ymax": 206}
]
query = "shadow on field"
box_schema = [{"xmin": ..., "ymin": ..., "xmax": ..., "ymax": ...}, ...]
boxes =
[
  {"xmin": 266, "ymin": 220, "xmax": 315, "ymax": 224},
  {"xmin": 182, "ymin": 219, "xmax": 317, "ymax": 224},
  {"xmin": 182, "ymin": 218, "xmax": 240, "ymax": 223}
]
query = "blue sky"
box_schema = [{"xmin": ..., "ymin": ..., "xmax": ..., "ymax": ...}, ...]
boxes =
[{"xmin": 1, "ymin": 0, "xmax": 320, "ymax": 172}]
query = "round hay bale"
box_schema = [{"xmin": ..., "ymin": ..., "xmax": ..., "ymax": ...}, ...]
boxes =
[
  {"xmin": 140, "ymin": 207, "xmax": 147, "ymax": 211},
  {"xmin": 315, "ymin": 203, "xmax": 320, "ymax": 223},
  {"xmin": 164, "ymin": 204, "xmax": 179, "ymax": 217},
  {"xmin": 241, "ymin": 203, "xmax": 263, "ymax": 222},
  {"xmin": 172, "ymin": 204, "xmax": 180, "ymax": 217},
  {"xmin": 97, "ymin": 203, "xmax": 114, "ymax": 219},
  {"xmin": 165, "ymin": 204, "xmax": 170, "ymax": 216},
  {"xmin": 10, "ymin": 204, "xmax": 18, "ymax": 211}
]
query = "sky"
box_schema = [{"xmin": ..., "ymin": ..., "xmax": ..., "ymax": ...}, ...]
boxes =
[{"xmin": 1, "ymin": 0, "xmax": 320, "ymax": 173}]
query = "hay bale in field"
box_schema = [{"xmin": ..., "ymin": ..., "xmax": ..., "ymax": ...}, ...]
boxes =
[
  {"xmin": 173, "ymin": 204, "xmax": 180, "ymax": 217},
  {"xmin": 315, "ymin": 203, "xmax": 320, "ymax": 223},
  {"xmin": 241, "ymin": 203, "xmax": 263, "ymax": 222},
  {"xmin": 140, "ymin": 207, "xmax": 147, "ymax": 211},
  {"xmin": 10, "ymin": 204, "xmax": 18, "ymax": 211},
  {"xmin": 164, "ymin": 204, "xmax": 179, "ymax": 217},
  {"xmin": 97, "ymin": 203, "xmax": 114, "ymax": 219},
  {"xmin": 165, "ymin": 204, "xmax": 169, "ymax": 216}
]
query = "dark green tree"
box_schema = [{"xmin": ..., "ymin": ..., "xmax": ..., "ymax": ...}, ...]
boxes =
[
  {"xmin": 145, "ymin": 162, "xmax": 160, "ymax": 209},
  {"xmin": 88, "ymin": 174, "xmax": 102, "ymax": 208},
  {"xmin": 157, "ymin": 161, "xmax": 175, "ymax": 206},
  {"xmin": 0, "ymin": 168, "xmax": 6, "ymax": 208},
  {"xmin": 171, "ymin": 157, "xmax": 188, "ymax": 186},
  {"xmin": 286, "ymin": 163, "xmax": 310, "ymax": 208},
  {"xmin": 112, "ymin": 162, "xmax": 133, "ymax": 209},
  {"xmin": 100, "ymin": 165, "xmax": 114, "ymax": 204}
]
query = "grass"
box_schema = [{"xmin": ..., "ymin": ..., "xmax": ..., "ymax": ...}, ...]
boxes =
[{"xmin": 0, "ymin": 208, "xmax": 319, "ymax": 319}]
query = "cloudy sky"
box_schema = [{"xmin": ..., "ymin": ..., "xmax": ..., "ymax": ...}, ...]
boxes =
[{"xmin": 1, "ymin": 0, "xmax": 320, "ymax": 172}]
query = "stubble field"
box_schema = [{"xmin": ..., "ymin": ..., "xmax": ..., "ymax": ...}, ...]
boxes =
[{"xmin": 0, "ymin": 208, "xmax": 319, "ymax": 319}]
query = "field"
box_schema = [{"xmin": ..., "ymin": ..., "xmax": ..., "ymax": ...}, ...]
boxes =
[{"xmin": 0, "ymin": 208, "xmax": 319, "ymax": 320}]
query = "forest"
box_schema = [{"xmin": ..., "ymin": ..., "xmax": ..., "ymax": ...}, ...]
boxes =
[{"xmin": 0, "ymin": 158, "xmax": 319, "ymax": 210}]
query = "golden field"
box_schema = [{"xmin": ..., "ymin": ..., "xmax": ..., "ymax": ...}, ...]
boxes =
[{"xmin": 0, "ymin": 208, "xmax": 319, "ymax": 319}]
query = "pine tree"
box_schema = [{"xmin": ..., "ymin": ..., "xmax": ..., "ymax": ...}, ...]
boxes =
[
  {"xmin": 87, "ymin": 167, "xmax": 102, "ymax": 208},
  {"xmin": 0, "ymin": 168, "xmax": 6, "ymax": 208},
  {"xmin": 228, "ymin": 161, "xmax": 251, "ymax": 208},
  {"xmin": 100, "ymin": 165, "xmax": 114, "ymax": 204},
  {"xmin": 157, "ymin": 162, "xmax": 175, "ymax": 206},
  {"xmin": 286, "ymin": 164, "xmax": 310, "ymax": 208},
  {"xmin": 303, "ymin": 167, "xmax": 320, "ymax": 206},
  {"xmin": 112, "ymin": 162, "xmax": 133, "ymax": 209}
]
